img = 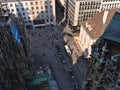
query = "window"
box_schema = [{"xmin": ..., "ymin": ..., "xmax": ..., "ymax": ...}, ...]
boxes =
[
  {"xmin": 41, "ymin": 11, "xmax": 44, "ymax": 13},
  {"xmin": 40, "ymin": 1, "xmax": 43, "ymax": 5},
  {"xmin": 26, "ymin": 7, "xmax": 29, "ymax": 10},
  {"xmin": 22, "ymin": 8, "xmax": 24, "ymax": 11},
  {"xmin": 80, "ymin": 2, "xmax": 82, "ymax": 5},
  {"xmin": 28, "ymin": 17, "xmax": 30, "ymax": 19},
  {"xmin": 45, "ymin": 1, "xmax": 47, "ymax": 5},
  {"xmin": 32, "ymin": 12, "xmax": 34, "ymax": 15},
  {"xmin": 25, "ymin": 2, "xmax": 28, "ymax": 6},
  {"xmin": 41, "ymin": 15, "xmax": 44, "ymax": 17},
  {"xmin": 18, "ymin": 13, "xmax": 21, "ymax": 15},
  {"xmin": 37, "ymin": 11, "xmax": 39, "ymax": 14},
  {"xmin": 27, "ymin": 12, "xmax": 29, "ymax": 15},
  {"xmin": 11, "ymin": 9, "xmax": 14, "ymax": 12},
  {"xmin": 46, "ymin": 10, "xmax": 48, "ymax": 13},
  {"xmin": 46, "ymin": 19, "xmax": 49, "ymax": 22},
  {"xmin": 41, "ymin": 6, "xmax": 43, "ymax": 9},
  {"xmin": 36, "ymin": 6, "xmax": 39, "ymax": 9},
  {"xmin": 29, "ymin": 21, "xmax": 32, "ymax": 23},
  {"xmin": 51, "ymin": 15, "xmax": 53, "ymax": 18},
  {"xmin": 24, "ymin": 17, "xmax": 26, "ymax": 19},
  {"xmin": 23, "ymin": 12, "xmax": 25, "ymax": 15},
  {"xmin": 31, "ymin": 2, "xmax": 33, "ymax": 5},
  {"xmin": 10, "ymin": 4, "xmax": 13, "ymax": 7},
  {"xmin": 16, "ymin": 8, "xmax": 19, "ymax": 11},
  {"xmin": 31, "ymin": 7, "xmax": 34, "ymax": 10},
  {"xmin": 46, "ymin": 15, "xmax": 48, "ymax": 18},
  {"xmin": 36, "ymin": 2, "xmax": 38, "ymax": 5},
  {"xmin": 45, "ymin": 6, "xmax": 48, "ymax": 9},
  {"xmin": 20, "ymin": 3, "xmax": 23, "ymax": 6},
  {"xmin": 24, "ymin": 21, "xmax": 27, "ymax": 23},
  {"xmin": 50, "ymin": 6, "xmax": 52, "ymax": 9},
  {"xmin": 50, "ymin": 10, "xmax": 52, "ymax": 13},
  {"xmin": 51, "ymin": 18, "xmax": 53, "ymax": 22},
  {"xmin": 15, "ymin": 3, "xmax": 18, "ymax": 7}
]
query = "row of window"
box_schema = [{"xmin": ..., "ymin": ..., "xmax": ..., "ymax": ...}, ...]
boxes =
[
  {"xmin": 79, "ymin": 11, "xmax": 98, "ymax": 15},
  {"xmin": 102, "ymin": 4, "xmax": 120, "ymax": 9},
  {"xmin": 14, "ymin": 6, "xmax": 44, "ymax": 11},
  {"xmin": 23, "ymin": 13, "xmax": 53, "ymax": 19},
  {"xmin": 80, "ymin": 13, "xmax": 94, "ymax": 18},
  {"xmin": 22, "ymin": 7, "xmax": 41, "ymax": 11},
  {"xmin": 24, "ymin": 20, "xmax": 32, "ymax": 24},
  {"xmin": 80, "ymin": 1, "xmax": 101, "ymax": 6},
  {"xmin": 79, "ymin": 3, "xmax": 120, "ymax": 10},
  {"xmin": 24, "ymin": 18, "xmax": 53, "ymax": 24},
  {"xmin": 103, "ymin": 0, "xmax": 120, "ymax": 2},
  {"xmin": 10, "ymin": 0, "xmax": 52, "ymax": 7},
  {"xmin": 11, "ymin": 5, "xmax": 52, "ymax": 13},
  {"xmin": 79, "ymin": 5, "xmax": 100, "ymax": 10},
  {"xmin": 11, "ymin": 6, "xmax": 52, "ymax": 15},
  {"xmin": 79, "ymin": 11, "xmax": 98, "ymax": 22},
  {"xmin": 22, "ymin": 12, "xmax": 53, "ymax": 20},
  {"xmin": 102, "ymin": 3, "xmax": 120, "ymax": 7}
]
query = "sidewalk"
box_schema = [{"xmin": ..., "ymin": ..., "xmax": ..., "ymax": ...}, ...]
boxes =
[{"xmin": 64, "ymin": 35, "xmax": 82, "ymax": 65}]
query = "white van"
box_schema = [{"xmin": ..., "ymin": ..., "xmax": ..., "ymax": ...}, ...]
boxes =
[{"xmin": 64, "ymin": 45, "xmax": 72, "ymax": 56}]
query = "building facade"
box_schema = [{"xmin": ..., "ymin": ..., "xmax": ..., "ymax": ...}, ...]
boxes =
[
  {"xmin": 101, "ymin": 0, "xmax": 120, "ymax": 10},
  {"xmin": 2, "ymin": 0, "xmax": 56, "ymax": 29},
  {"xmin": 64, "ymin": 0, "xmax": 120, "ymax": 27}
]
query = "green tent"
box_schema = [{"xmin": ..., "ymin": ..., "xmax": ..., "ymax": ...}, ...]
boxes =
[{"xmin": 27, "ymin": 77, "xmax": 50, "ymax": 90}]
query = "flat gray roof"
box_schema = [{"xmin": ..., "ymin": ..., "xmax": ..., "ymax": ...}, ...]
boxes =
[{"xmin": 102, "ymin": 12, "xmax": 120, "ymax": 43}]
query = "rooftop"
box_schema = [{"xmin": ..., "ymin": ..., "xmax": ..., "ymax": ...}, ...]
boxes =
[{"xmin": 82, "ymin": 9, "xmax": 120, "ymax": 39}]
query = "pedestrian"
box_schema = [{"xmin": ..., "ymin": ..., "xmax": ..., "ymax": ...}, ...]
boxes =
[
  {"xmin": 55, "ymin": 55, "xmax": 56, "ymax": 57},
  {"xmin": 32, "ymin": 32, "xmax": 33, "ymax": 37},
  {"xmin": 39, "ymin": 33, "xmax": 40, "ymax": 36}
]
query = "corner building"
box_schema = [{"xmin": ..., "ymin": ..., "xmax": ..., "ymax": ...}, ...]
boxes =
[
  {"xmin": 2, "ymin": 0, "xmax": 56, "ymax": 29},
  {"xmin": 64, "ymin": 0, "xmax": 120, "ymax": 26}
]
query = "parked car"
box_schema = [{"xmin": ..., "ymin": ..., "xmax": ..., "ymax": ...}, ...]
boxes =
[
  {"xmin": 43, "ymin": 64, "xmax": 52, "ymax": 75},
  {"xmin": 72, "ymin": 82, "xmax": 80, "ymax": 90},
  {"xmin": 62, "ymin": 60, "xmax": 66, "ymax": 64},
  {"xmin": 59, "ymin": 54, "xmax": 63, "ymax": 58},
  {"xmin": 69, "ymin": 68, "xmax": 74, "ymax": 79},
  {"xmin": 59, "ymin": 51, "xmax": 63, "ymax": 55},
  {"xmin": 43, "ymin": 64, "xmax": 50, "ymax": 70}
]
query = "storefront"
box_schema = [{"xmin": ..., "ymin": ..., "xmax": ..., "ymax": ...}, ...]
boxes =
[{"xmin": 33, "ymin": 20, "xmax": 45, "ymax": 29}]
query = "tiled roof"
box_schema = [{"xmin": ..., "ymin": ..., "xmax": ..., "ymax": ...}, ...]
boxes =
[{"xmin": 82, "ymin": 9, "xmax": 120, "ymax": 39}]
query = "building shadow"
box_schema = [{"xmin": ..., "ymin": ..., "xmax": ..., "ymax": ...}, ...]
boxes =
[
  {"xmin": 56, "ymin": 0, "xmax": 64, "ymax": 24},
  {"xmin": 72, "ymin": 55, "xmax": 88, "ymax": 90}
]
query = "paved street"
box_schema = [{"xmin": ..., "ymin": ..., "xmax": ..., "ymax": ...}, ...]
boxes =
[{"xmin": 29, "ymin": 26, "xmax": 75, "ymax": 90}]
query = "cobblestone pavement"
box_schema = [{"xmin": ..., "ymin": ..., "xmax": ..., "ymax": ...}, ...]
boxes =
[{"xmin": 29, "ymin": 26, "xmax": 75, "ymax": 90}]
